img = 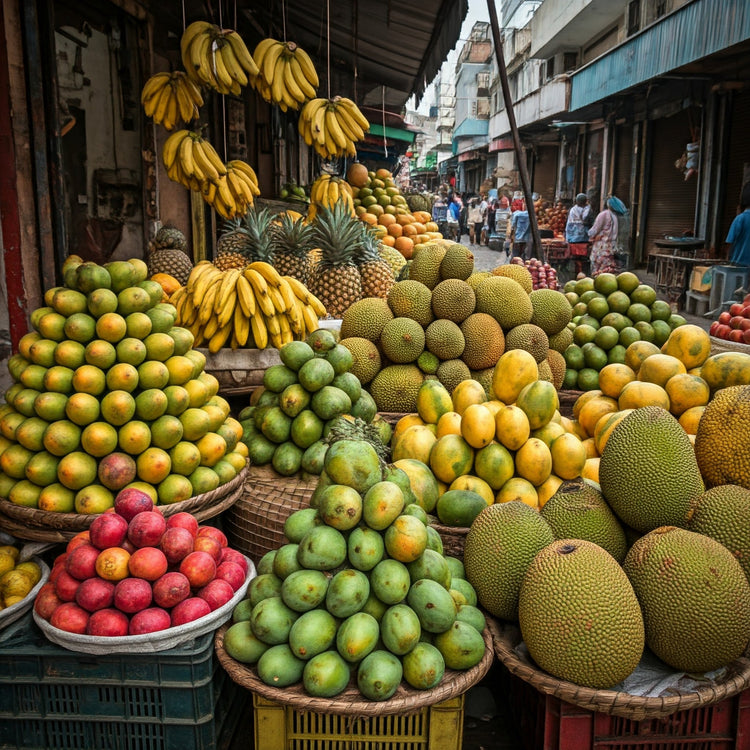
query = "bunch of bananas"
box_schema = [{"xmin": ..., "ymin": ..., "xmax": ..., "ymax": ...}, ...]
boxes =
[
  {"xmin": 171, "ymin": 260, "xmax": 326, "ymax": 352},
  {"xmin": 307, "ymin": 175, "xmax": 355, "ymax": 222},
  {"xmin": 251, "ymin": 38, "xmax": 319, "ymax": 111},
  {"xmin": 141, "ymin": 71, "xmax": 203, "ymax": 130},
  {"xmin": 162, "ymin": 131, "xmax": 260, "ymax": 218},
  {"xmin": 298, "ymin": 97, "xmax": 370, "ymax": 160},
  {"xmin": 180, "ymin": 20, "xmax": 259, "ymax": 96}
]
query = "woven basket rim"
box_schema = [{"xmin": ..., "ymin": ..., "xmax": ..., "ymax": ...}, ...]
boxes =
[
  {"xmin": 709, "ymin": 335, "xmax": 750, "ymax": 354},
  {"xmin": 215, "ymin": 622, "xmax": 494, "ymax": 717},
  {"xmin": 245, "ymin": 463, "xmax": 320, "ymax": 485},
  {"xmin": 0, "ymin": 464, "xmax": 248, "ymax": 531},
  {"xmin": 488, "ymin": 617, "xmax": 750, "ymax": 720},
  {"xmin": 429, "ymin": 520, "xmax": 470, "ymax": 537}
]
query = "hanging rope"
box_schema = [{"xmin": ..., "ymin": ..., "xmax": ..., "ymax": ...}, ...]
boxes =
[
  {"xmin": 381, "ymin": 85, "xmax": 388, "ymax": 159},
  {"xmin": 352, "ymin": 0, "xmax": 358, "ymax": 103},
  {"xmin": 282, "ymin": 0, "xmax": 287, "ymax": 43},
  {"xmin": 326, "ymin": 0, "xmax": 331, "ymax": 100}
]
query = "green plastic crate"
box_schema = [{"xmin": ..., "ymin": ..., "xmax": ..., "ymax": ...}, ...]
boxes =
[{"xmin": 0, "ymin": 613, "xmax": 240, "ymax": 750}]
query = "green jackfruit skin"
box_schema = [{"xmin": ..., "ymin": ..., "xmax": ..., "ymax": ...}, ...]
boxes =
[
  {"xmin": 623, "ymin": 526, "xmax": 750, "ymax": 673},
  {"xmin": 519, "ymin": 539, "xmax": 644, "ymax": 689},
  {"xmin": 436, "ymin": 359, "xmax": 471, "ymax": 395},
  {"xmin": 387, "ymin": 280, "xmax": 434, "ymax": 328},
  {"xmin": 417, "ymin": 350, "xmax": 440, "ymax": 375},
  {"xmin": 369, "ymin": 365, "xmax": 424, "ymax": 413},
  {"xmin": 599, "ymin": 406, "xmax": 704, "ymax": 533},
  {"xmin": 425, "ymin": 319, "xmax": 465, "ymax": 361},
  {"xmin": 492, "ymin": 264, "xmax": 533, "ymax": 294},
  {"xmin": 540, "ymin": 478, "xmax": 627, "ymax": 563},
  {"xmin": 339, "ymin": 337, "xmax": 382, "ymax": 385},
  {"xmin": 470, "ymin": 368, "xmax": 495, "ymax": 398},
  {"xmin": 475, "ymin": 276, "xmax": 533, "ymax": 332},
  {"xmin": 380, "ymin": 317, "xmax": 426, "ymax": 364},
  {"xmin": 546, "ymin": 349, "xmax": 567, "ymax": 390},
  {"xmin": 687, "ymin": 484, "xmax": 750, "ymax": 582},
  {"xmin": 466, "ymin": 271, "xmax": 493, "ymax": 291},
  {"xmin": 439, "ymin": 244, "xmax": 474, "ymax": 281},
  {"xmin": 537, "ymin": 360, "xmax": 554, "ymax": 384},
  {"xmin": 529, "ymin": 288, "xmax": 573, "ymax": 336},
  {"xmin": 548, "ymin": 326, "xmax": 574, "ymax": 354},
  {"xmin": 408, "ymin": 244, "xmax": 447, "ymax": 290},
  {"xmin": 463, "ymin": 501, "xmax": 554, "ymax": 622},
  {"xmin": 460, "ymin": 313, "xmax": 505, "ymax": 371},
  {"xmin": 340, "ymin": 298, "xmax": 393, "ymax": 342},
  {"xmin": 504, "ymin": 324, "xmax": 549, "ymax": 364},
  {"xmin": 431, "ymin": 279, "xmax": 476, "ymax": 323}
]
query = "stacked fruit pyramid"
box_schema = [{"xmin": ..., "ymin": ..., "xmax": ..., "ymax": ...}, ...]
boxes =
[
  {"xmin": 463, "ymin": 386, "xmax": 750, "ymax": 691},
  {"xmin": 34, "ymin": 490, "xmax": 251, "ymax": 637},
  {"xmin": 0, "ymin": 255, "xmax": 247, "ymax": 515},
  {"xmin": 223, "ymin": 437, "xmax": 488, "ymax": 700},
  {"xmin": 238, "ymin": 330, "xmax": 387, "ymax": 476},
  {"xmin": 338, "ymin": 243, "xmax": 575, "ymax": 413},
  {"xmin": 561, "ymin": 271, "xmax": 687, "ymax": 390}
]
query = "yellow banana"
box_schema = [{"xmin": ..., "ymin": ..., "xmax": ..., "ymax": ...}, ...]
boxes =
[
  {"xmin": 162, "ymin": 130, "xmax": 190, "ymax": 170},
  {"xmin": 287, "ymin": 296, "xmax": 305, "ymax": 335},
  {"xmin": 236, "ymin": 274, "xmax": 256, "ymax": 317},
  {"xmin": 152, "ymin": 83, "xmax": 173, "ymax": 125},
  {"xmin": 228, "ymin": 161, "xmax": 260, "ymax": 195},
  {"xmin": 268, "ymin": 329, "xmax": 284, "ymax": 350},
  {"xmin": 187, "ymin": 260, "xmax": 214, "ymax": 293},
  {"xmin": 293, "ymin": 45, "xmax": 319, "ymax": 88},
  {"xmin": 269, "ymin": 54, "xmax": 287, "ymax": 105},
  {"xmin": 264, "ymin": 312, "xmax": 281, "ymax": 337},
  {"xmin": 325, "ymin": 107, "xmax": 347, "ymax": 150},
  {"xmin": 218, "ymin": 290, "xmax": 237, "ymax": 328},
  {"xmin": 250, "ymin": 313, "xmax": 268, "ymax": 349},
  {"xmin": 164, "ymin": 85, "xmax": 180, "ymax": 130},
  {"xmin": 338, "ymin": 97, "xmax": 370, "ymax": 131},
  {"xmin": 246, "ymin": 262, "xmax": 283, "ymax": 287},
  {"xmin": 282, "ymin": 58, "xmax": 305, "ymax": 105},
  {"xmin": 183, "ymin": 75, "xmax": 204, "ymax": 107},
  {"xmin": 213, "ymin": 269, "xmax": 232, "ymax": 313},
  {"xmin": 181, "ymin": 21, "xmax": 213, "ymax": 62},
  {"xmin": 141, "ymin": 72, "xmax": 170, "ymax": 107},
  {"xmin": 199, "ymin": 139, "xmax": 228, "ymax": 176},
  {"xmin": 300, "ymin": 303, "xmax": 320, "ymax": 334},
  {"xmin": 252, "ymin": 38, "xmax": 278, "ymax": 69},
  {"xmin": 335, "ymin": 104, "xmax": 365, "ymax": 141},
  {"xmin": 224, "ymin": 31, "xmax": 260, "ymax": 78},
  {"xmin": 234, "ymin": 303, "xmax": 249, "ymax": 346},
  {"xmin": 216, "ymin": 176, "xmax": 236, "ymax": 215},
  {"xmin": 174, "ymin": 78, "xmax": 197, "ymax": 123},
  {"xmin": 312, "ymin": 102, "xmax": 328, "ymax": 146},
  {"xmin": 200, "ymin": 180, "xmax": 217, "ymax": 206},
  {"xmin": 278, "ymin": 314, "xmax": 293, "ymax": 345},
  {"xmin": 307, "ymin": 292, "xmax": 326, "ymax": 317},
  {"xmin": 219, "ymin": 268, "xmax": 241, "ymax": 311},
  {"xmin": 283, "ymin": 275, "xmax": 313, "ymax": 304},
  {"xmin": 211, "ymin": 41, "xmax": 234, "ymax": 93},
  {"xmin": 193, "ymin": 267, "xmax": 222, "ymax": 306},
  {"xmin": 326, "ymin": 178, "xmax": 340, "ymax": 207},
  {"xmin": 191, "ymin": 139, "xmax": 220, "ymax": 183},
  {"xmin": 182, "ymin": 295, "xmax": 197, "ymax": 327},
  {"xmin": 190, "ymin": 33, "xmax": 214, "ymax": 84},
  {"xmin": 266, "ymin": 284, "xmax": 286, "ymax": 314},
  {"xmin": 275, "ymin": 277, "xmax": 297, "ymax": 312},
  {"xmin": 179, "ymin": 134, "xmax": 200, "ymax": 181},
  {"xmin": 226, "ymin": 170, "xmax": 251, "ymax": 208},
  {"xmin": 219, "ymin": 42, "xmax": 248, "ymax": 87},
  {"xmin": 288, "ymin": 55, "xmax": 317, "ymax": 99},
  {"xmin": 298, "ymin": 116, "xmax": 313, "ymax": 147},
  {"xmin": 203, "ymin": 315, "xmax": 220, "ymax": 341},
  {"xmin": 261, "ymin": 41, "xmax": 284, "ymax": 86},
  {"xmin": 243, "ymin": 267, "xmax": 268, "ymax": 296},
  {"xmin": 199, "ymin": 281, "xmax": 221, "ymax": 324},
  {"xmin": 208, "ymin": 321, "xmax": 232, "ymax": 353}
]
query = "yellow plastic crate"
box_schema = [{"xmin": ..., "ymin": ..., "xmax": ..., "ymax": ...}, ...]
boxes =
[{"xmin": 252, "ymin": 692, "xmax": 464, "ymax": 750}]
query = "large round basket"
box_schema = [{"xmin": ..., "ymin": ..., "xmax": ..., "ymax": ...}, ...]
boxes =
[
  {"xmin": 709, "ymin": 335, "xmax": 750, "ymax": 355},
  {"xmin": 557, "ymin": 389, "xmax": 583, "ymax": 419},
  {"xmin": 223, "ymin": 464, "xmax": 318, "ymax": 563},
  {"xmin": 488, "ymin": 617, "xmax": 750, "ymax": 721},
  {"xmin": 215, "ymin": 622, "xmax": 494, "ymax": 717},
  {"xmin": 0, "ymin": 465, "xmax": 248, "ymax": 544},
  {"xmin": 197, "ymin": 347, "xmax": 281, "ymax": 397},
  {"xmin": 429, "ymin": 520, "xmax": 469, "ymax": 558}
]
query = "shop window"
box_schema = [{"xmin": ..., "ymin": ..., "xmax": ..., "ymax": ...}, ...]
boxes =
[
  {"xmin": 627, "ymin": 0, "xmax": 641, "ymax": 36},
  {"xmin": 563, "ymin": 52, "xmax": 577, "ymax": 72}
]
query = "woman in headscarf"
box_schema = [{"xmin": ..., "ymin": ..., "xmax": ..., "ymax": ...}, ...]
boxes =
[{"xmin": 588, "ymin": 196, "xmax": 629, "ymax": 275}]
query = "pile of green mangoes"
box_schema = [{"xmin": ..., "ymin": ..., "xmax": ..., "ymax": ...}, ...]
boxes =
[
  {"xmin": 223, "ymin": 439, "xmax": 487, "ymax": 701},
  {"xmin": 239, "ymin": 330, "xmax": 388, "ymax": 476},
  {"xmin": 562, "ymin": 271, "xmax": 687, "ymax": 391}
]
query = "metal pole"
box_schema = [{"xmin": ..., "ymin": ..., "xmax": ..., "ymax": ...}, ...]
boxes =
[{"xmin": 486, "ymin": 0, "xmax": 544, "ymax": 261}]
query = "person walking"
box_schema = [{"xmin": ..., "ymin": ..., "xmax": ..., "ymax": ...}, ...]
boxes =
[
  {"xmin": 446, "ymin": 193, "xmax": 461, "ymax": 241},
  {"xmin": 431, "ymin": 192, "xmax": 448, "ymax": 238},
  {"xmin": 725, "ymin": 183, "xmax": 750, "ymax": 266},
  {"xmin": 566, "ymin": 193, "xmax": 592, "ymax": 275},
  {"xmin": 493, "ymin": 196, "xmax": 512, "ymax": 257},
  {"xmin": 588, "ymin": 195, "xmax": 629, "ymax": 275},
  {"xmin": 467, "ymin": 197, "xmax": 484, "ymax": 245},
  {"xmin": 510, "ymin": 199, "xmax": 531, "ymax": 259}
]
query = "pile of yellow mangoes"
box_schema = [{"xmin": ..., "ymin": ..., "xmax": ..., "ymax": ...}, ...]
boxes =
[{"xmin": 0, "ymin": 545, "xmax": 41, "ymax": 608}]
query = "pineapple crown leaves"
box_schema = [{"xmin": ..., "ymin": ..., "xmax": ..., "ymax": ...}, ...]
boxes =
[
  {"xmin": 222, "ymin": 204, "xmax": 275, "ymax": 263},
  {"xmin": 270, "ymin": 213, "xmax": 315, "ymax": 258},
  {"xmin": 310, "ymin": 199, "xmax": 363, "ymax": 267},
  {"xmin": 354, "ymin": 224, "xmax": 384, "ymax": 265}
]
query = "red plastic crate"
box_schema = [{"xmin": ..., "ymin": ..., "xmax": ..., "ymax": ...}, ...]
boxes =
[{"xmin": 502, "ymin": 665, "xmax": 750, "ymax": 750}]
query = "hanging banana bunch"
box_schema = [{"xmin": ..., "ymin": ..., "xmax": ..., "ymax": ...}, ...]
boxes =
[
  {"xmin": 180, "ymin": 20, "xmax": 259, "ymax": 96},
  {"xmin": 251, "ymin": 38, "xmax": 319, "ymax": 111},
  {"xmin": 141, "ymin": 71, "xmax": 203, "ymax": 130},
  {"xmin": 308, "ymin": 174, "xmax": 356, "ymax": 221},
  {"xmin": 298, "ymin": 96, "xmax": 370, "ymax": 160}
]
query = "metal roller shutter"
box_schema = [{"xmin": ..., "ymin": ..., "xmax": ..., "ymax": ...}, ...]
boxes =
[{"xmin": 720, "ymin": 91, "xmax": 750, "ymax": 255}]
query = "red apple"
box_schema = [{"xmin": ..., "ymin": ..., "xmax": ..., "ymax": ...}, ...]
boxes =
[
  {"xmin": 114, "ymin": 487, "xmax": 154, "ymax": 521},
  {"xmin": 65, "ymin": 545, "xmax": 100, "ymax": 581},
  {"xmin": 50, "ymin": 602, "xmax": 90, "ymax": 634},
  {"xmin": 128, "ymin": 511, "xmax": 167, "ymax": 548},
  {"xmin": 171, "ymin": 597, "xmax": 211, "ymax": 626},
  {"xmin": 730, "ymin": 315, "xmax": 744, "ymax": 329},
  {"xmin": 160, "ymin": 526, "xmax": 195, "ymax": 565},
  {"xmin": 718, "ymin": 311, "xmax": 732, "ymax": 325},
  {"xmin": 196, "ymin": 526, "xmax": 228, "ymax": 548},
  {"xmin": 729, "ymin": 329, "xmax": 745, "ymax": 342},
  {"xmin": 129, "ymin": 607, "xmax": 172, "ymax": 635},
  {"xmin": 165, "ymin": 512, "xmax": 199, "ymax": 538},
  {"xmin": 729, "ymin": 303, "xmax": 745, "ymax": 316},
  {"xmin": 743, "ymin": 328, "xmax": 750, "ymax": 344},
  {"xmin": 716, "ymin": 324, "xmax": 732, "ymax": 339},
  {"xmin": 179, "ymin": 551, "xmax": 216, "ymax": 589},
  {"xmin": 89, "ymin": 513, "xmax": 129, "ymax": 551},
  {"xmin": 193, "ymin": 535, "xmax": 223, "ymax": 563},
  {"xmin": 75, "ymin": 577, "xmax": 116, "ymax": 612},
  {"xmin": 86, "ymin": 608, "xmax": 129, "ymax": 637},
  {"xmin": 152, "ymin": 571, "xmax": 191, "ymax": 609},
  {"xmin": 709, "ymin": 321, "xmax": 721, "ymax": 336}
]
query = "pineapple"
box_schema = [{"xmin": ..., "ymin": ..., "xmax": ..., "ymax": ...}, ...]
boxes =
[
  {"xmin": 215, "ymin": 218, "xmax": 250, "ymax": 270},
  {"xmin": 147, "ymin": 225, "xmax": 193, "ymax": 284},
  {"xmin": 356, "ymin": 226, "xmax": 395, "ymax": 298},
  {"xmin": 154, "ymin": 225, "xmax": 188, "ymax": 253},
  {"xmin": 270, "ymin": 213, "xmax": 315, "ymax": 285},
  {"xmin": 309, "ymin": 202, "xmax": 363, "ymax": 318}
]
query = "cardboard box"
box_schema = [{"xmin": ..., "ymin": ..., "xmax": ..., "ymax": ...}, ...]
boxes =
[{"xmin": 690, "ymin": 265, "xmax": 713, "ymax": 292}]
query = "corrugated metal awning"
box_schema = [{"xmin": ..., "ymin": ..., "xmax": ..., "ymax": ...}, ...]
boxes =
[
  {"xmin": 452, "ymin": 118, "xmax": 490, "ymax": 139},
  {"xmin": 569, "ymin": 0, "xmax": 750, "ymax": 112}
]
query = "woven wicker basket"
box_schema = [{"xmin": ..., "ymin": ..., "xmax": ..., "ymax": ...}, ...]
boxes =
[
  {"xmin": 0, "ymin": 465, "xmax": 248, "ymax": 544},
  {"xmin": 489, "ymin": 617, "xmax": 750, "ymax": 721},
  {"xmin": 215, "ymin": 622, "xmax": 494, "ymax": 717},
  {"xmin": 709, "ymin": 335, "xmax": 750, "ymax": 355},
  {"xmin": 557, "ymin": 389, "xmax": 583, "ymax": 419},
  {"xmin": 223, "ymin": 464, "xmax": 319, "ymax": 564},
  {"xmin": 429, "ymin": 520, "xmax": 469, "ymax": 559}
]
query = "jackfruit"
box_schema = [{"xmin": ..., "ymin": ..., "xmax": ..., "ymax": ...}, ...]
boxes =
[
  {"xmin": 599, "ymin": 406, "xmax": 704, "ymax": 532},
  {"xmin": 492, "ymin": 264, "xmax": 533, "ymax": 294},
  {"xmin": 417, "ymin": 350, "xmax": 439, "ymax": 375},
  {"xmin": 504, "ymin": 324, "xmax": 549, "ymax": 364},
  {"xmin": 529, "ymin": 289, "xmax": 573, "ymax": 336},
  {"xmin": 623, "ymin": 526, "xmax": 750, "ymax": 673},
  {"xmin": 408, "ymin": 244, "xmax": 447, "ymax": 290},
  {"xmin": 380, "ymin": 317, "xmax": 425, "ymax": 364},
  {"xmin": 369, "ymin": 364, "xmax": 424, "ymax": 413},
  {"xmin": 466, "ymin": 271, "xmax": 493, "ymax": 291},
  {"xmin": 387, "ymin": 280, "xmax": 434, "ymax": 327},
  {"xmin": 378, "ymin": 244, "xmax": 407, "ymax": 279},
  {"xmin": 339, "ymin": 337, "xmax": 382, "ymax": 385},
  {"xmin": 519, "ymin": 539, "xmax": 644, "ymax": 689},
  {"xmin": 436, "ymin": 359, "xmax": 471, "ymax": 395},
  {"xmin": 687, "ymin": 484, "xmax": 750, "ymax": 582},
  {"xmin": 548, "ymin": 326, "xmax": 574, "ymax": 354},
  {"xmin": 540, "ymin": 478, "xmax": 627, "ymax": 562},
  {"xmin": 439, "ymin": 244, "xmax": 474, "ymax": 281},
  {"xmin": 425, "ymin": 319, "xmax": 465, "ymax": 361},
  {"xmin": 694, "ymin": 385, "xmax": 750, "ymax": 490},
  {"xmin": 431, "ymin": 279, "xmax": 476, "ymax": 323},
  {"xmin": 340, "ymin": 298, "xmax": 393, "ymax": 342},
  {"xmin": 537, "ymin": 360, "xmax": 554, "ymax": 384},
  {"xmin": 460, "ymin": 313, "xmax": 505, "ymax": 370},
  {"xmin": 546, "ymin": 350, "xmax": 567, "ymax": 390},
  {"xmin": 463, "ymin": 501, "xmax": 554, "ymax": 621},
  {"xmin": 475, "ymin": 276, "xmax": 533, "ymax": 331},
  {"xmin": 470, "ymin": 368, "xmax": 495, "ymax": 399}
]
